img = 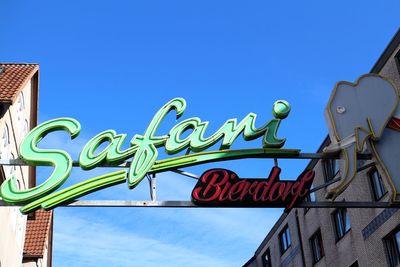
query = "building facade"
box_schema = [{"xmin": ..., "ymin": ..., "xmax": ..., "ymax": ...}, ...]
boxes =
[
  {"xmin": 0, "ymin": 64, "xmax": 52, "ymax": 267},
  {"xmin": 244, "ymin": 30, "xmax": 400, "ymax": 267}
]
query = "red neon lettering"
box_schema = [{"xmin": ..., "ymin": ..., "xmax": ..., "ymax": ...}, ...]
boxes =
[{"xmin": 192, "ymin": 167, "xmax": 315, "ymax": 210}]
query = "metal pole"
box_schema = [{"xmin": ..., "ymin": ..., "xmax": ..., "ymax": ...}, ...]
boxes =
[
  {"xmin": 1, "ymin": 200, "xmax": 397, "ymax": 208},
  {"xmin": 0, "ymin": 153, "xmax": 372, "ymax": 167}
]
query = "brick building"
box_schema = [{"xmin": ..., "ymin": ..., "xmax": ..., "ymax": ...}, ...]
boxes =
[{"xmin": 244, "ymin": 30, "xmax": 400, "ymax": 267}]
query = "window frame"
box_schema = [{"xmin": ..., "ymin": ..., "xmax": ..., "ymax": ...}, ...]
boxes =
[
  {"xmin": 309, "ymin": 229, "xmax": 324, "ymax": 264},
  {"xmin": 368, "ymin": 167, "xmax": 387, "ymax": 201},
  {"xmin": 304, "ymin": 183, "xmax": 316, "ymax": 213},
  {"xmin": 0, "ymin": 124, "xmax": 10, "ymax": 159},
  {"xmin": 395, "ymin": 49, "xmax": 400, "ymax": 74},
  {"xmin": 384, "ymin": 226, "xmax": 400, "ymax": 267},
  {"xmin": 332, "ymin": 208, "xmax": 351, "ymax": 241},
  {"xmin": 16, "ymin": 93, "xmax": 25, "ymax": 128},
  {"xmin": 261, "ymin": 248, "xmax": 272, "ymax": 267},
  {"xmin": 279, "ymin": 225, "xmax": 292, "ymax": 255},
  {"xmin": 323, "ymin": 159, "xmax": 340, "ymax": 182}
]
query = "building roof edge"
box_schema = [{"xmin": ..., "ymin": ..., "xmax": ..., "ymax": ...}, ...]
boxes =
[{"xmin": 370, "ymin": 28, "xmax": 400, "ymax": 74}]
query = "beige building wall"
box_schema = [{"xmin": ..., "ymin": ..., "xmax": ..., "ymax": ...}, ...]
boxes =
[{"xmin": 0, "ymin": 77, "xmax": 36, "ymax": 267}]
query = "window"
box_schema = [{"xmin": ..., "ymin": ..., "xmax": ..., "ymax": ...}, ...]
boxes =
[
  {"xmin": 306, "ymin": 184, "xmax": 316, "ymax": 202},
  {"xmin": 333, "ymin": 208, "xmax": 351, "ymax": 240},
  {"xmin": 17, "ymin": 93, "xmax": 24, "ymax": 112},
  {"xmin": 279, "ymin": 225, "xmax": 291, "ymax": 254},
  {"xmin": 22, "ymin": 119, "xmax": 29, "ymax": 138},
  {"xmin": 304, "ymin": 184, "xmax": 316, "ymax": 213},
  {"xmin": 262, "ymin": 248, "xmax": 271, "ymax": 267},
  {"xmin": 309, "ymin": 230, "xmax": 324, "ymax": 264},
  {"xmin": 395, "ymin": 50, "xmax": 400, "ymax": 74},
  {"xmin": 369, "ymin": 168, "xmax": 386, "ymax": 200},
  {"xmin": 384, "ymin": 228, "xmax": 400, "ymax": 267},
  {"xmin": 0, "ymin": 124, "xmax": 10, "ymax": 159},
  {"xmin": 349, "ymin": 261, "xmax": 359, "ymax": 267},
  {"xmin": 323, "ymin": 159, "xmax": 340, "ymax": 181},
  {"xmin": 16, "ymin": 93, "xmax": 25, "ymax": 135},
  {"xmin": 9, "ymin": 153, "xmax": 16, "ymax": 178}
]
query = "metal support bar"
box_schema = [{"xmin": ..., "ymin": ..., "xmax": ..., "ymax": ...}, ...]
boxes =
[
  {"xmin": 309, "ymin": 178, "xmax": 341, "ymax": 193},
  {"xmin": 63, "ymin": 201, "xmax": 400, "ymax": 208},
  {"xmin": 148, "ymin": 174, "xmax": 157, "ymax": 201},
  {"xmin": 298, "ymin": 153, "xmax": 371, "ymax": 160},
  {"xmin": 274, "ymin": 158, "xmax": 278, "ymax": 167},
  {"xmin": 0, "ymin": 153, "xmax": 372, "ymax": 167},
  {"xmin": 0, "ymin": 159, "xmax": 201, "ymax": 180},
  {"xmin": 1, "ymin": 200, "xmax": 398, "ymax": 209},
  {"xmin": 64, "ymin": 200, "xmax": 198, "ymax": 208},
  {"xmin": 356, "ymin": 162, "xmax": 376, "ymax": 172},
  {"xmin": 297, "ymin": 202, "xmax": 398, "ymax": 208},
  {"xmin": 308, "ymin": 162, "xmax": 376, "ymax": 194},
  {"xmin": 171, "ymin": 169, "xmax": 199, "ymax": 180}
]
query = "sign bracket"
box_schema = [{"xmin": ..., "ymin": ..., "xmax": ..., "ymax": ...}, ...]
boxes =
[
  {"xmin": 147, "ymin": 174, "xmax": 157, "ymax": 201},
  {"xmin": 309, "ymin": 162, "xmax": 376, "ymax": 194}
]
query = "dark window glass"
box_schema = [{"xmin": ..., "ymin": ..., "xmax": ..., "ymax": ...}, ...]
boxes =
[
  {"xmin": 262, "ymin": 248, "xmax": 271, "ymax": 267},
  {"xmin": 385, "ymin": 228, "xmax": 400, "ymax": 267},
  {"xmin": 349, "ymin": 261, "xmax": 359, "ymax": 267},
  {"xmin": 369, "ymin": 168, "xmax": 386, "ymax": 200},
  {"xmin": 309, "ymin": 230, "xmax": 324, "ymax": 264},
  {"xmin": 279, "ymin": 225, "xmax": 292, "ymax": 254},
  {"xmin": 324, "ymin": 159, "xmax": 340, "ymax": 181},
  {"xmin": 333, "ymin": 208, "xmax": 351, "ymax": 239}
]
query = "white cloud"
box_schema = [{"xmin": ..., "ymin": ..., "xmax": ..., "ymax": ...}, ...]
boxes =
[
  {"xmin": 54, "ymin": 211, "xmax": 233, "ymax": 267},
  {"xmin": 69, "ymin": 170, "xmax": 282, "ymax": 245}
]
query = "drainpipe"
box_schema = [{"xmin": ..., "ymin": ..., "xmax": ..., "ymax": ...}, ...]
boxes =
[{"xmin": 295, "ymin": 209, "xmax": 306, "ymax": 267}]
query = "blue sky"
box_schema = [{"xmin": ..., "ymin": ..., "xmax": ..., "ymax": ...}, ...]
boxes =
[{"xmin": 1, "ymin": 1, "xmax": 400, "ymax": 266}]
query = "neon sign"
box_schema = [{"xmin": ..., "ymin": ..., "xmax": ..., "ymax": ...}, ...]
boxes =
[
  {"xmin": 192, "ymin": 167, "xmax": 315, "ymax": 211},
  {"xmin": 0, "ymin": 97, "xmax": 299, "ymax": 214}
]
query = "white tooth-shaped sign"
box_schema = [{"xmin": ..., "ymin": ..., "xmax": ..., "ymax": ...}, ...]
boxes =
[{"xmin": 324, "ymin": 74, "xmax": 400, "ymax": 201}]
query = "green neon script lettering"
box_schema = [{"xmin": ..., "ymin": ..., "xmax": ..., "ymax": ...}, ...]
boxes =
[
  {"xmin": 79, "ymin": 98, "xmax": 187, "ymax": 189},
  {"xmin": 79, "ymin": 130, "xmax": 115, "ymax": 170},
  {"xmin": 128, "ymin": 98, "xmax": 186, "ymax": 188},
  {"xmin": 79, "ymin": 98, "xmax": 290, "ymax": 189},
  {"xmin": 3, "ymin": 97, "xmax": 292, "ymax": 212},
  {"xmin": 0, "ymin": 118, "xmax": 80, "ymax": 204}
]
